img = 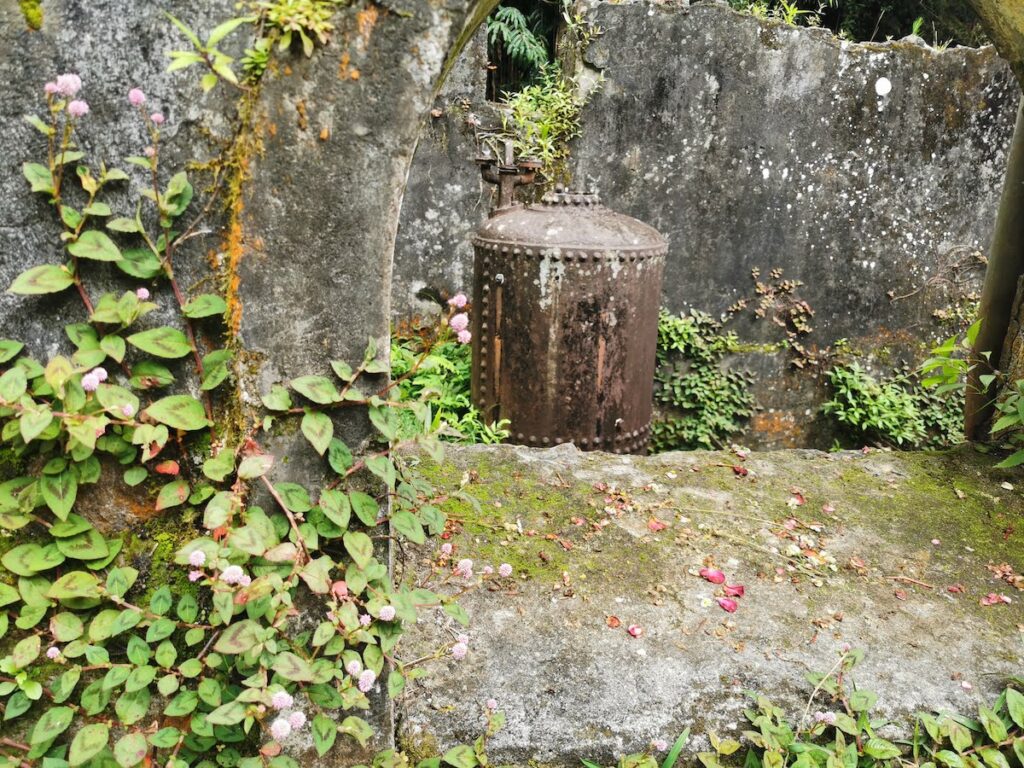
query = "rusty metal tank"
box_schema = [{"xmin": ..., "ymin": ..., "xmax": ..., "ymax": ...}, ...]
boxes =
[{"xmin": 471, "ymin": 159, "xmax": 667, "ymax": 454}]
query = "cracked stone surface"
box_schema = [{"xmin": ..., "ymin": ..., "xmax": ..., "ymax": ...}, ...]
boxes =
[{"xmin": 399, "ymin": 444, "xmax": 1024, "ymax": 766}]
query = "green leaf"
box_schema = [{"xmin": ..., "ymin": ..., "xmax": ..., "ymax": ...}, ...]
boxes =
[
  {"xmin": 30, "ymin": 706, "xmax": 74, "ymax": 745},
  {"xmin": 117, "ymin": 248, "xmax": 163, "ymax": 279},
  {"xmin": 328, "ymin": 438, "xmax": 353, "ymax": 474},
  {"xmin": 68, "ymin": 230, "xmax": 123, "ymax": 262},
  {"xmin": 0, "ymin": 583, "xmax": 18, "ymax": 608},
  {"xmin": 995, "ymin": 450, "xmax": 1024, "ymax": 469},
  {"xmin": 0, "ymin": 339, "xmax": 24, "ymax": 363},
  {"xmin": 302, "ymin": 409, "xmax": 333, "ymax": 455},
  {"xmin": 156, "ymin": 479, "xmax": 190, "ymax": 511},
  {"xmin": 55, "ymin": 527, "xmax": 109, "ymax": 561},
  {"xmin": 344, "ymin": 531, "xmax": 373, "ymax": 569},
  {"xmin": 443, "ymin": 602, "xmax": 470, "ymax": 627},
  {"xmin": 183, "ymin": 294, "xmax": 227, "ymax": 318},
  {"xmin": 312, "ymin": 713, "xmax": 338, "ymax": 756},
  {"xmin": 11, "ymin": 634, "xmax": 40, "ymax": 669},
  {"xmin": 48, "ymin": 571, "xmax": 101, "ymax": 600},
  {"xmin": 164, "ymin": 171, "xmax": 193, "ymax": 217},
  {"xmin": 23, "ymin": 162, "xmax": 54, "ymax": 193},
  {"xmin": 261, "ymin": 384, "xmax": 292, "ymax": 411},
  {"xmin": 127, "ymin": 326, "xmax": 192, "ymax": 358},
  {"xmin": 339, "ymin": 716, "xmax": 374, "ymax": 748},
  {"xmin": 100, "ymin": 334, "xmax": 127, "ymax": 363},
  {"xmin": 207, "ymin": 15, "xmax": 254, "ymax": 46},
  {"xmin": 272, "ymin": 651, "xmax": 314, "ymax": 682},
  {"xmin": 2, "ymin": 543, "xmax": 65, "ymax": 576},
  {"xmin": 206, "ymin": 700, "xmax": 248, "ymax": 726},
  {"xmin": 40, "ymin": 471, "xmax": 77, "ymax": 520},
  {"xmin": 69, "ymin": 723, "xmax": 110, "ymax": 767},
  {"xmin": 319, "ymin": 489, "xmax": 350, "ymax": 529},
  {"xmin": 129, "ymin": 360, "xmax": 175, "ymax": 390},
  {"xmin": 238, "ymin": 454, "xmax": 273, "ymax": 480},
  {"xmin": 200, "ymin": 348, "xmax": 232, "ymax": 390},
  {"xmin": 144, "ymin": 395, "xmax": 209, "ymax": 430},
  {"xmin": 1005, "ymin": 688, "xmax": 1024, "ymax": 728},
  {"xmin": 82, "ymin": 202, "xmax": 112, "ymax": 217},
  {"xmin": 20, "ymin": 406, "xmax": 54, "ymax": 444},
  {"xmin": 0, "ymin": 367, "xmax": 27, "ymax": 402},
  {"xmin": 107, "ymin": 217, "xmax": 142, "ymax": 233},
  {"xmin": 979, "ymin": 706, "xmax": 1008, "ymax": 743},
  {"xmin": 8, "ymin": 264, "xmax": 74, "ymax": 295},
  {"xmin": 863, "ymin": 739, "xmax": 901, "ymax": 760},
  {"xmin": 849, "ymin": 689, "xmax": 877, "ymax": 712},
  {"xmin": 391, "ymin": 510, "xmax": 425, "ymax": 544},
  {"xmin": 350, "ymin": 491, "xmax": 380, "ymax": 527},
  {"xmin": 214, "ymin": 619, "xmax": 262, "ymax": 654},
  {"xmin": 291, "ymin": 375, "xmax": 340, "ymax": 404},
  {"xmin": 442, "ymin": 745, "xmax": 478, "ymax": 768},
  {"xmin": 274, "ymin": 483, "xmax": 312, "ymax": 513},
  {"xmin": 114, "ymin": 732, "xmax": 149, "ymax": 768}
]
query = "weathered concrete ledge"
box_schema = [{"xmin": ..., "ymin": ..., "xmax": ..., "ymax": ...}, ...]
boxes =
[{"xmin": 398, "ymin": 444, "xmax": 1024, "ymax": 766}]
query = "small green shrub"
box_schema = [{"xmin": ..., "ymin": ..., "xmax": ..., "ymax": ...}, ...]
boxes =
[
  {"xmin": 492, "ymin": 64, "xmax": 595, "ymax": 183},
  {"xmin": 391, "ymin": 319, "xmax": 510, "ymax": 445},
  {"xmin": 651, "ymin": 310, "xmax": 755, "ymax": 452},
  {"xmin": 823, "ymin": 363, "xmax": 964, "ymax": 449}
]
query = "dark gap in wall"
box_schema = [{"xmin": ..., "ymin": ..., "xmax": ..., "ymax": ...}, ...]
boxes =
[{"xmin": 486, "ymin": 0, "xmax": 561, "ymax": 101}]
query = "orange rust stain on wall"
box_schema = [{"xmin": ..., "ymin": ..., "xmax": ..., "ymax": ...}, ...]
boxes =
[
  {"xmin": 338, "ymin": 50, "xmax": 361, "ymax": 80},
  {"xmin": 224, "ymin": 183, "xmax": 248, "ymax": 338},
  {"xmin": 750, "ymin": 411, "xmax": 803, "ymax": 448},
  {"xmin": 357, "ymin": 6, "xmax": 378, "ymax": 49}
]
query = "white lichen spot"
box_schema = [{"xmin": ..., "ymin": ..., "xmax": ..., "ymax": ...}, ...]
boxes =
[{"xmin": 875, "ymin": 77, "xmax": 892, "ymax": 97}]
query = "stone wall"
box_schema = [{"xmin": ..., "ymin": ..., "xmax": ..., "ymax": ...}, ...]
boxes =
[{"xmin": 392, "ymin": 2, "xmax": 1019, "ymax": 448}]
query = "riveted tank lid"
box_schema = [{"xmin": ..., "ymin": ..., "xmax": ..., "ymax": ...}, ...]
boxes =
[{"xmin": 473, "ymin": 187, "xmax": 667, "ymax": 253}]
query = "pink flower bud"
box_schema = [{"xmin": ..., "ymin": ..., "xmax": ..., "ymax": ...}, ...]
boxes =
[
  {"xmin": 716, "ymin": 597, "xmax": 739, "ymax": 613},
  {"xmin": 699, "ymin": 567, "xmax": 726, "ymax": 584},
  {"xmin": 121, "ymin": 404, "xmax": 135, "ymax": 418},
  {"xmin": 150, "ymin": 112, "xmax": 165, "ymax": 125},
  {"xmin": 128, "ymin": 88, "xmax": 146, "ymax": 106},
  {"xmin": 188, "ymin": 570, "xmax": 202, "ymax": 582},
  {"xmin": 498, "ymin": 563, "xmax": 513, "ymax": 578},
  {"xmin": 44, "ymin": 82, "xmax": 59, "ymax": 95},
  {"xmin": 144, "ymin": 147, "xmax": 156, "ymax": 158},
  {"xmin": 378, "ymin": 605, "xmax": 396, "ymax": 621},
  {"xmin": 81, "ymin": 373, "xmax": 100, "ymax": 392},
  {"xmin": 358, "ymin": 669, "xmax": 376, "ymax": 692},
  {"xmin": 92, "ymin": 367, "xmax": 108, "ymax": 382},
  {"xmin": 451, "ymin": 642, "xmax": 468, "ymax": 660},
  {"xmin": 269, "ymin": 717, "xmax": 291, "ymax": 740},
  {"xmin": 455, "ymin": 558, "xmax": 473, "ymax": 578},
  {"xmin": 448, "ymin": 293, "xmax": 468, "ymax": 308},
  {"xmin": 55, "ymin": 73, "xmax": 82, "ymax": 97},
  {"xmin": 270, "ymin": 691, "xmax": 294, "ymax": 710},
  {"xmin": 457, "ymin": 329, "xmax": 472, "ymax": 345},
  {"xmin": 46, "ymin": 646, "xmax": 61, "ymax": 660},
  {"xmin": 188, "ymin": 550, "xmax": 206, "ymax": 567},
  {"xmin": 486, "ymin": 698, "xmax": 498, "ymax": 710},
  {"xmin": 288, "ymin": 711, "xmax": 306, "ymax": 729},
  {"xmin": 440, "ymin": 542, "xmax": 453, "ymax": 555},
  {"xmin": 345, "ymin": 660, "xmax": 362, "ymax": 676},
  {"xmin": 67, "ymin": 100, "xmax": 89, "ymax": 118},
  {"xmin": 136, "ymin": 287, "xmax": 150, "ymax": 300},
  {"xmin": 653, "ymin": 740, "xmax": 669, "ymax": 752},
  {"xmin": 450, "ymin": 313, "xmax": 469, "ymax": 332},
  {"xmin": 359, "ymin": 613, "xmax": 372, "ymax": 626}
]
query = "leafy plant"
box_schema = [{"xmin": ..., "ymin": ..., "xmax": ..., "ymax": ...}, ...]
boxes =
[
  {"xmin": 486, "ymin": 5, "xmax": 550, "ymax": 73},
  {"xmin": 652, "ymin": 310, "xmax": 755, "ymax": 452},
  {"xmin": 391, "ymin": 304, "xmax": 510, "ymax": 445},
  {"xmin": 491, "ymin": 64, "xmax": 595, "ymax": 183},
  {"xmin": 822, "ymin": 362, "xmax": 964, "ymax": 449},
  {"xmin": 0, "ymin": 72, "xmax": 496, "ymax": 768}
]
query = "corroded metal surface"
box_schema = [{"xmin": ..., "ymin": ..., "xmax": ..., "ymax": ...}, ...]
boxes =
[{"xmin": 471, "ymin": 186, "xmax": 667, "ymax": 454}]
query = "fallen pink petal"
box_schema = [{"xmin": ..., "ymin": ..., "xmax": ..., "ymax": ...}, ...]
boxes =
[
  {"xmin": 627, "ymin": 624, "xmax": 643, "ymax": 637},
  {"xmin": 724, "ymin": 584, "xmax": 745, "ymax": 598},
  {"xmin": 717, "ymin": 597, "xmax": 738, "ymax": 613},
  {"xmin": 699, "ymin": 567, "xmax": 726, "ymax": 584}
]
